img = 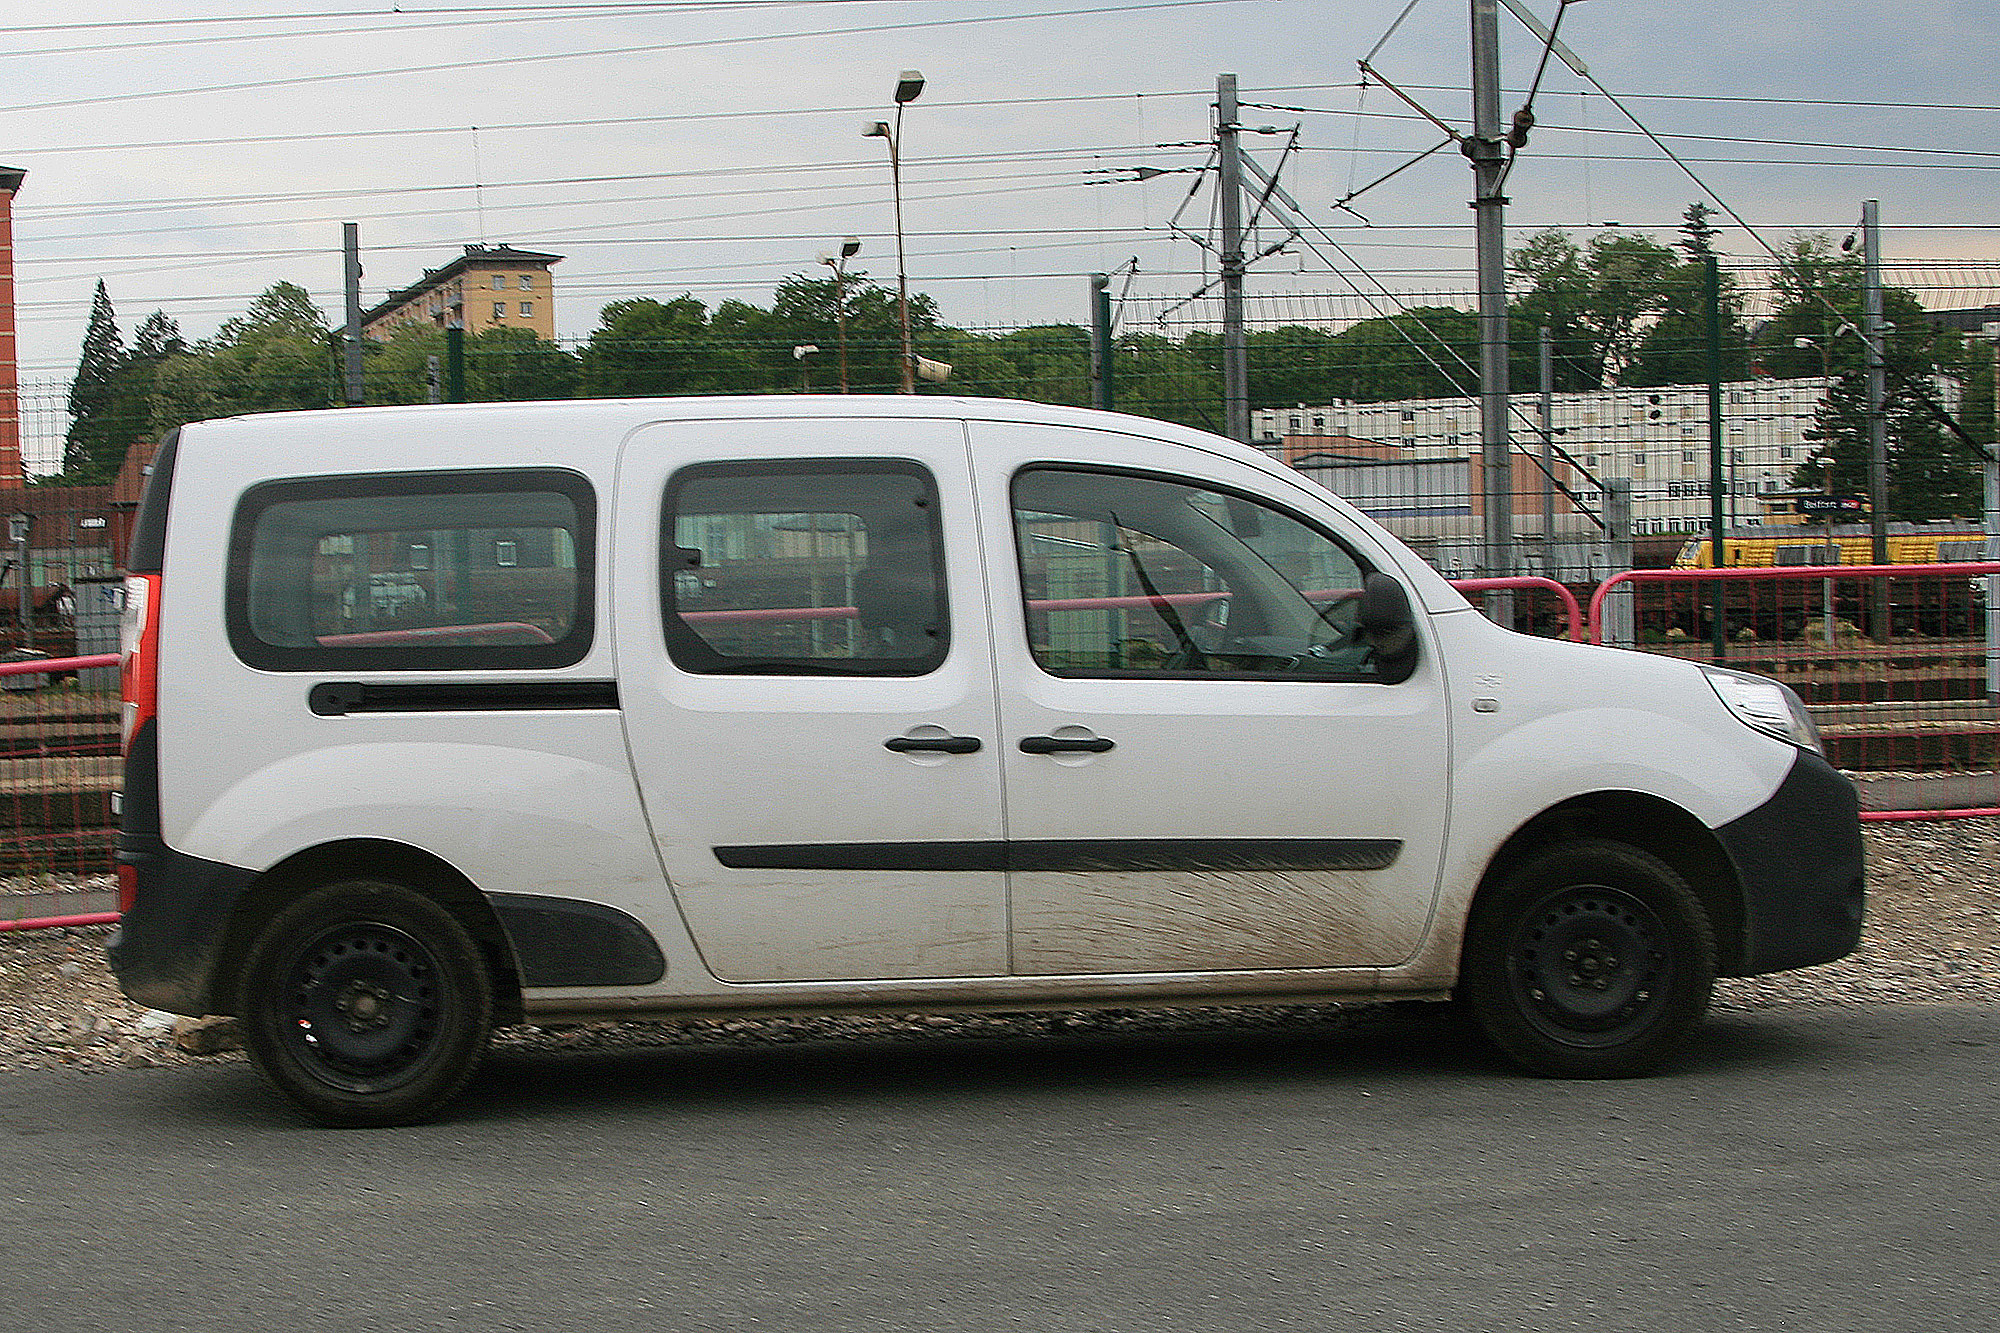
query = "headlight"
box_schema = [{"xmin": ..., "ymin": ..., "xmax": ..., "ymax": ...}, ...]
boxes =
[{"xmin": 1703, "ymin": 668, "xmax": 1823, "ymax": 753}]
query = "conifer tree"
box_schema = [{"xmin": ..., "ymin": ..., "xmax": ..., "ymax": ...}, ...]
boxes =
[{"xmin": 64, "ymin": 280, "xmax": 130, "ymax": 478}]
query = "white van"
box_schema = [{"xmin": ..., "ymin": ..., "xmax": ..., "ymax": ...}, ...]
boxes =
[{"xmin": 108, "ymin": 397, "xmax": 1863, "ymax": 1125}]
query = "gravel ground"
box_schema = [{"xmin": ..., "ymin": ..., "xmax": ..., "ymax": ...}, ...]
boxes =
[{"xmin": 2, "ymin": 817, "xmax": 1994, "ymax": 1075}]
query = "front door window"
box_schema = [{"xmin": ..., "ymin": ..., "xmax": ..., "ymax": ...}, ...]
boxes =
[{"xmin": 1012, "ymin": 467, "xmax": 1396, "ymax": 680}]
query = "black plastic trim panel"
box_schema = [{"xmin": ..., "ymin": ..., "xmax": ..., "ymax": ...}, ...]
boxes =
[
  {"xmin": 489, "ymin": 893, "xmax": 665, "ymax": 987},
  {"xmin": 1714, "ymin": 749, "xmax": 1866, "ymax": 975},
  {"xmin": 107, "ymin": 720, "xmax": 258, "ymax": 1017},
  {"xmin": 714, "ymin": 837, "xmax": 1402, "ymax": 874}
]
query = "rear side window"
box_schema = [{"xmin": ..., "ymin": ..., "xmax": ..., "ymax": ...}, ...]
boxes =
[
  {"xmin": 228, "ymin": 469, "xmax": 595, "ymax": 671},
  {"xmin": 662, "ymin": 459, "xmax": 947, "ymax": 676}
]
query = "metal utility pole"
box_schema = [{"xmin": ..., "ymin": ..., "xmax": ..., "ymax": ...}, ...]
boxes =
[
  {"xmin": 1217, "ymin": 74, "xmax": 1250, "ymax": 444},
  {"xmin": 864, "ymin": 71, "xmax": 926, "ymax": 395},
  {"xmin": 1988, "ymin": 338, "xmax": 1999, "ymax": 697},
  {"xmin": 342, "ymin": 223, "xmax": 365, "ymax": 407},
  {"xmin": 1603, "ymin": 478, "xmax": 1634, "ymax": 648},
  {"xmin": 1217, "ymin": 77, "xmax": 1261, "ymax": 449},
  {"xmin": 1707, "ymin": 255, "xmax": 1728, "ymax": 659},
  {"xmin": 444, "ymin": 325, "xmax": 465, "ymax": 403},
  {"xmin": 1539, "ymin": 328, "xmax": 1554, "ymax": 575},
  {"xmin": 8, "ymin": 513, "xmax": 29, "ymax": 651},
  {"xmin": 1091, "ymin": 274, "xmax": 1115, "ymax": 411},
  {"xmin": 1862, "ymin": 199, "xmax": 1890, "ymax": 639},
  {"xmin": 820, "ymin": 236, "xmax": 861, "ymax": 393},
  {"xmin": 1468, "ymin": 0, "xmax": 1513, "ymax": 619}
]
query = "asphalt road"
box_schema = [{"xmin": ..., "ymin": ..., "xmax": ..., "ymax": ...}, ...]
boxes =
[{"xmin": 2, "ymin": 1003, "xmax": 1995, "ymax": 1333}]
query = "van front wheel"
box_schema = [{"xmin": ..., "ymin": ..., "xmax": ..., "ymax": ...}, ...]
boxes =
[
  {"xmin": 238, "ymin": 880, "xmax": 493, "ymax": 1127},
  {"xmin": 1461, "ymin": 841, "xmax": 1716, "ymax": 1078}
]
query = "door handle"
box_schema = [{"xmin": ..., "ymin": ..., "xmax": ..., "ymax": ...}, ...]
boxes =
[
  {"xmin": 1018, "ymin": 734, "xmax": 1115, "ymax": 754},
  {"xmin": 884, "ymin": 734, "xmax": 983, "ymax": 755}
]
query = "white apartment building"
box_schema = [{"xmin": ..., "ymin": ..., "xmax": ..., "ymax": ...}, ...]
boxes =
[{"xmin": 1253, "ymin": 377, "xmax": 1834, "ymax": 537}]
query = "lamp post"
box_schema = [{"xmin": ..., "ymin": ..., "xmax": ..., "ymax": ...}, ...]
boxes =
[
  {"xmin": 819, "ymin": 236, "xmax": 861, "ymax": 393},
  {"xmin": 792, "ymin": 344, "xmax": 821, "ymax": 392},
  {"xmin": 8, "ymin": 513, "xmax": 28, "ymax": 650},
  {"xmin": 864, "ymin": 70, "xmax": 924, "ymax": 394}
]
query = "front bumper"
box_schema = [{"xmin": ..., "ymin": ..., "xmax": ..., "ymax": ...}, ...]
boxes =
[{"xmin": 1714, "ymin": 748, "xmax": 1866, "ymax": 976}]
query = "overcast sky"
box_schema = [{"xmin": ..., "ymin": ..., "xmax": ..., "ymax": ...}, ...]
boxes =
[{"xmin": 7, "ymin": 0, "xmax": 1999, "ymax": 458}]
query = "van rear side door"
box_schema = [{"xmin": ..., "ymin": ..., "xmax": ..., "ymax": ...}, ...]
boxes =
[{"xmin": 614, "ymin": 417, "xmax": 1007, "ymax": 983}]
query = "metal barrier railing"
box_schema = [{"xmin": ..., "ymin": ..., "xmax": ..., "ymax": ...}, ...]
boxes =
[
  {"xmin": 1586, "ymin": 563, "xmax": 2000, "ymax": 822},
  {"xmin": 0, "ymin": 653, "xmax": 121, "ymax": 930},
  {"xmin": 1451, "ymin": 577, "xmax": 1584, "ymax": 642},
  {"xmin": 9, "ymin": 560, "xmax": 2000, "ymax": 931}
]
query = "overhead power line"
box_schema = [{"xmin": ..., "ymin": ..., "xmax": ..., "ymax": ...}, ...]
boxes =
[{"xmin": 0, "ymin": 0, "xmax": 1254, "ymax": 117}]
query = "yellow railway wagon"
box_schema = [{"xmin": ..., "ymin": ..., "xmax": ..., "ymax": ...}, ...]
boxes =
[{"xmin": 1674, "ymin": 529, "xmax": 1989, "ymax": 569}]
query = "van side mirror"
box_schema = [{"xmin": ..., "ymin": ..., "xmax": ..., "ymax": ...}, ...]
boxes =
[{"xmin": 1358, "ymin": 572, "xmax": 1418, "ymax": 683}]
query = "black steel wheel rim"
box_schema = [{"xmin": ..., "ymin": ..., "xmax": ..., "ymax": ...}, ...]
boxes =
[
  {"xmin": 1507, "ymin": 884, "xmax": 1673, "ymax": 1049},
  {"xmin": 279, "ymin": 921, "xmax": 446, "ymax": 1094}
]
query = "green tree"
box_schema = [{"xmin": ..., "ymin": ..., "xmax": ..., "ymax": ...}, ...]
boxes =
[
  {"xmin": 759, "ymin": 273, "xmax": 938, "ymax": 395},
  {"xmin": 1752, "ymin": 234, "xmax": 1858, "ymax": 380},
  {"xmin": 1329, "ymin": 307, "xmax": 1481, "ymax": 402},
  {"xmin": 1508, "ymin": 230, "xmax": 1596, "ymax": 390},
  {"xmin": 1118, "ymin": 331, "xmax": 1224, "ymax": 433},
  {"xmin": 1768, "ymin": 234, "xmax": 1984, "ymax": 521},
  {"xmin": 148, "ymin": 351, "xmax": 222, "ymax": 433},
  {"xmin": 1625, "ymin": 205, "xmax": 1752, "ymax": 388},
  {"xmin": 214, "ymin": 282, "xmax": 337, "ymax": 414},
  {"xmin": 132, "ymin": 310, "xmax": 185, "ymax": 361},
  {"xmin": 84, "ymin": 310, "xmax": 190, "ymax": 476},
  {"xmin": 469, "ymin": 326, "xmax": 580, "ymax": 401},
  {"xmin": 366, "ymin": 323, "xmax": 580, "ymax": 405},
  {"xmin": 1510, "ymin": 229, "xmax": 1683, "ymax": 389},
  {"xmin": 363, "ymin": 323, "xmax": 448, "ymax": 405},
  {"xmin": 968, "ymin": 325, "xmax": 1092, "ymax": 405},
  {"xmin": 140, "ymin": 283, "xmax": 337, "ymax": 434},
  {"xmin": 1801, "ymin": 367, "xmax": 1987, "ymax": 522},
  {"xmin": 63, "ymin": 280, "xmax": 145, "ymax": 480},
  {"xmin": 581, "ymin": 295, "xmax": 760, "ymax": 397}
]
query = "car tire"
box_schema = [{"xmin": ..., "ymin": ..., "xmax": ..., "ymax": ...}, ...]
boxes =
[
  {"xmin": 1461, "ymin": 840, "xmax": 1716, "ymax": 1078},
  {"xmin": 238, "ymin": 879, "xmax": 493, "ymax": 1127}
]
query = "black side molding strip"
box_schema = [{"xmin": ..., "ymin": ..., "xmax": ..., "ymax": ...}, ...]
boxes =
[
  {"xmin": 713, "ymin": 838, "xmax": 1401, "ymax": 874},
  {"xmin": 309, "ymin": 680, "xmax": 620, "ymax": 717},
  {"xmin": 717, "ymin": 841, "xmax": 1009, "ymax": 871}
]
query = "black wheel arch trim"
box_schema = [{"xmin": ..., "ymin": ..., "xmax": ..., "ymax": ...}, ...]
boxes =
[{"xmin": 488, "ymin": 893, "xmax": 666, "ymax": 987}]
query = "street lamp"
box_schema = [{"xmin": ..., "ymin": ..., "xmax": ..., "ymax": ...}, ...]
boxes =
[
  {"xmin": 819, "ymin": 236, "xmax": 861, "ymax": 393},
  {"xmin": 8, "ymin": 514, "xmax": 29, "ymax": 650},
  {"xmin": 864, "ymin": 69, "xmax": 924, "ymax": 393}
]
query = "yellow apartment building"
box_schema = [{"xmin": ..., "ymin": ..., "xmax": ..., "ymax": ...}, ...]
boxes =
[{"xmin": 362, "ymin": 244, "xmax": 563, "ymax": 341}]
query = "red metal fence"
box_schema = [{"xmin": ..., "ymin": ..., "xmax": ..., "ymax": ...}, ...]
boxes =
[
  {"xmin": 0, "ymin": 652, "xmax": 122, "ymax": 930},
  {"xmin": 1589, "ymin": 562, "xmax": 2000, "ymax": 821},
  {"xmin": 7, "ymin": 563, "xmax": 2000, "ymax": 928}
]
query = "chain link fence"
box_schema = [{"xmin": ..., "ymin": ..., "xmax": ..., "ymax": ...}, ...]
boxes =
[{"xmin": 9, "ymin": 259, "xmax": 2000, "ymax": 919}]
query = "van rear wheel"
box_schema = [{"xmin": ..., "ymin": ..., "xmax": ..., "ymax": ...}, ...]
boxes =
[
  {"xmin": 1461, "ymin": 841, "xmax": 1716, "ymax": 1078},
  {"xmin": 238, "ymin": 880, "xmax": 493, "ymax": 1127}
]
